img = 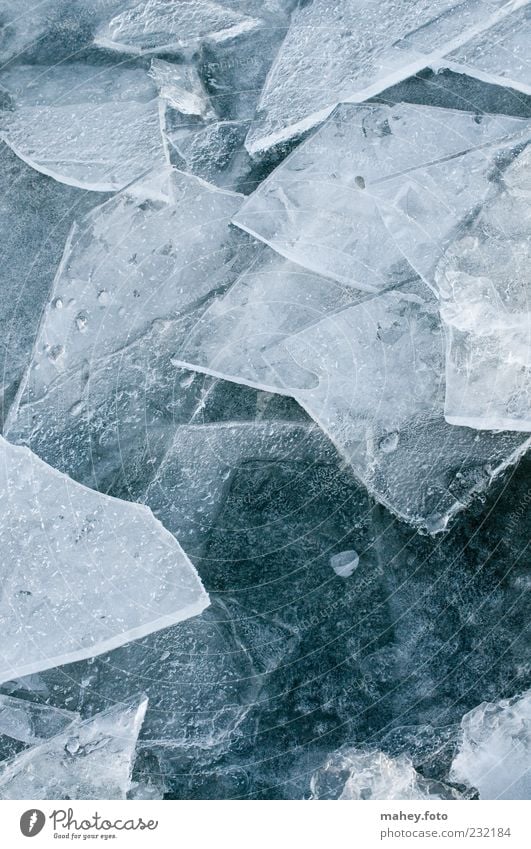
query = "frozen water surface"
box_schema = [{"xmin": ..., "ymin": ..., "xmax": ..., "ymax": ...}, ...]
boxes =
[{"xmin": 0, "ymin": 0, "xmax": 529, "ymax": 803}]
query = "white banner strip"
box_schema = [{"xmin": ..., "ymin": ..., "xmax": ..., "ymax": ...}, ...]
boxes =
[{"xmin": 1, "ymin": 799, "xmax": 528, "ymax": 848}]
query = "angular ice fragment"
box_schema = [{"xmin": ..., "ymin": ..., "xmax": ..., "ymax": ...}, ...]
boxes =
[
  {"xmin": 245, "ymin": 0, "xmax": 527, "ymax": 154},
  {"xmin": 310, "ymin": 748, "xmax": 460, "ymax": 800},
  {"xmin": 95, "ymin": 0, "xmax": 261, "ymax": 56},
  {"xmin": 4, "ymin": 166, "xmax": 247, "ymax": 443},
  {"xmin": 0, "ymin": 697, "xmax": 147, "ymax": 799},
  {"xmin": 330, "ymin": 551, "xmax": 359, "ymax": 578},
  {"xmin": 0, "ymin": 695, "xmax": 78, "ymax": 746},
  {"xmin": 450, "ymin": 690, "xmax": 531, "ymax": 799},
  {"xmin": 435, "ymin": 145, "xmax": 531, "ymax": 431},
  {"xmin": 174, "ymin": 274, "xmax": 531, "ymax": 532},
  {"xmin": 0, "ymin": 436, "xmax": 209, "ymax": 683},
  {"xmin": 0, "ymin": 64, "xmax": 166, "ymax": 191},
  {"xmin": 236, "ymin": 103, "xmax": 528, "ymax": 290}
]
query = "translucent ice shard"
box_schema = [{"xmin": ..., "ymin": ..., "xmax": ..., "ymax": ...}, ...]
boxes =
[
  {"xmin": 435, "ymin": 145, "xmax": 531, "ymax": 431},
  {"xmin": 245, "ymin": 0, "xmax": 529, "ymax": 154},
  {"xmin": 450, "ymin": 690, "xmax": 531, "ymax": 799},
  {"xmin": 0, "ymin": 695, "xmax": 78, "ymax": 746},
  {"xmin": 0, "ymin": 63, "xmax": 166, "ymax": 191},
  {"xmin": 236, "ymin": 103, "xmax": 529, "ymax": 290},
  {"xmin": 0, "ymin": 436, "xmax": 209, "ymax": 683},
  {"xmin": 174, "ymin": 274, "xmax": 531, "ymax": 531},
  {"xmin": 0, "ymin": 697, "xmax": 147, "ymax": 799},
  {"xmin": 330, "ymin": 551, "xmax": 359, "ymax": 578},
  {"xmin": 95, "ymin": 0, "xmax": 261, "ymax": 56},
  {"xmin": 310, "ymin": 748, "xmax": 460, "ymax": 800}
]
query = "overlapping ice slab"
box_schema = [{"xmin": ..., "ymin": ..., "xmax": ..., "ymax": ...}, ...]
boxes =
[
  {"xmin": 95, "ymin": 0, "xmax": 262, "ymax": 55},
  {"xmin": 235, "ymin": 102, "xmax": 529, "ymax": 291},
  {"xmin": 310, "ymin": 748, "xmax": 460, "ymax": 800},
  {"xmin": 0, "ymin": 436, "xmax": 209, "ymax": 683},
  {"xmin": 435, "ymin": 145, "xmax": 531, "ymax": 431},
  {"xmin": 450, "ymin": 690, "xmax": 531, "ymax": 799},
  {"xmin": 4, "ymin": 166, "xmax": 246, "ymax": 439},
  {"xmin": 0, "ymin": 695, "xmax": 78, "ymax": 746},
  {"xmin": 174, "ymin": 263, "xmax": 530, "ymax": 532},
  {"xmin": 0, "ymin": 63, "xmax": 166, "ymax": 191},
  {"xmin": 245, "ymin": 0, "xmax": 531, "ymax": 154},
  {"xmin": 0, "ymin": 697, "xmax": 147, "ymax": 799}
]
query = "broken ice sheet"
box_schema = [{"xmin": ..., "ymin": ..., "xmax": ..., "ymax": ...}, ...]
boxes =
[
  {"xmin": 174, "ymin": 273, "xmax": 531, "ymax": 532},
  {"xmin": 142, "ymin": 420, "xmax": 333, "ymax": 557},
  {"xmin": 310, "ymin": 748, "xmax": 461, "ymax": 800},
  {"xmin": 4, "ymin": 166, "xmax": 247, "ymax": 434},
  {"xmin": 435, "ymin": 145, "xmax": 531, "ymax": 431},
  {"xmin": 0, "ymin": 63, "xmax": 167, "ymax": 191},
  {"xmin": 0, "ymin": 697, "xmax": 147, "ymax": 800},
  {"xmin": 245, "ymin": 0, "xmax": 530, "ymax": 154},
  {"xmin": 236, "ymin": 102, "xmax": 530, "ymax": 291},
  {"xmin": 441, "ymin": 2, "xmax": 531, "ymax": 95},
  {"xmin": 0, "ymin": 435, "xmax": 208, "ymax": 683},
  {"xmin": 0, "ymin": 695, "xmax": 78, "ymax": 746},
  {"xmin": 450, "ymin": 690, "xmax": 531, "ymax": 799},
  {"xmin": 95, "ymin": 0, "xmax": 262, "ymax": 56}
]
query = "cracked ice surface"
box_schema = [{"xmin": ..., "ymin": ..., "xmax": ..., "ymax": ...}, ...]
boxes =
[
  {"xmin": 4, "ymin": 167, "xmax": 256, "ymax": 494},
  {"xmin": 0, "ymin": 697, "xmax": 147, "ymax": 799},
  {"xmin": 0, "ymin": 436, "xmax": 209, "ymax": 683},
  {"xmin": 235, "ymin": 102, "xmax": 530, "ymax": 291},
  {"xmin": 0, "ymin": 63, "xmax": 167, "ymax": 191},
  {"xmin": 173, "ymin": 257, "xmax": 530, "ymax": 532},
  {"xmin": 450, "ymin": 690, "xmax": 531, "ymax": 799}
]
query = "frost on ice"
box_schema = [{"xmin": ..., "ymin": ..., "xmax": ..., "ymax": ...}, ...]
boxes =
[
  {"xmin": 0, "ymin": 697, "xmax": 147, "ymax": 800},
  {"xmin": 0, "ymin": 436, "xmax": 208, "ymax": 683}
]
